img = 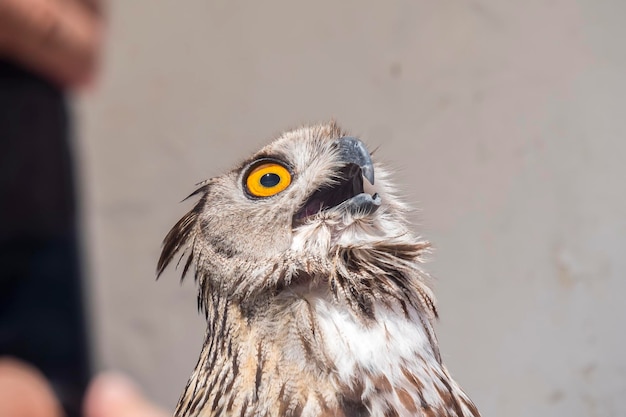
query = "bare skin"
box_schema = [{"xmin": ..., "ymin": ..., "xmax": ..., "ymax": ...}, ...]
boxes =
[
  {"xmin": 0, "ymin": 357, "xmax": 170, "ymax": 417},
  {"xmin": 0, "ymin": 358, "xmax": 64, "ymax": 417},
  {"xmin": 0, "ymin": 0, "xmax": 103, "ymax": 87},
  {"xmin": 83, "ymin": 372, "xmax": 170, "ymax": 417}
]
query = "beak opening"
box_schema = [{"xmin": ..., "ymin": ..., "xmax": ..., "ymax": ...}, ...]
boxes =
[{"xmin": 293, "ymin": 136, "xmax": 381, "ymax": 225}]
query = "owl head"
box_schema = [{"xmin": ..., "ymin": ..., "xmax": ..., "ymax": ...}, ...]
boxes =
[{"xmin": 158, "ymin": 121, "xmax": 433, "ymax": 322}]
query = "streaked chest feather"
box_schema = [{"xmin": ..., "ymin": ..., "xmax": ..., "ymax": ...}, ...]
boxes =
[{"xmin": 313, "ymin": 297, "xmax": 453, "ymax": 416}]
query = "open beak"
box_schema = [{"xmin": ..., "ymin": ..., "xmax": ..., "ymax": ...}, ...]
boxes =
[{"xmin": 294, "ymin": 136, "xmax": 381, "ymax": 223}]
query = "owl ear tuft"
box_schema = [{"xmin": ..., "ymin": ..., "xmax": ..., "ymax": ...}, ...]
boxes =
[{"xmin": 156, "ymin": 184, "xmax": 210, "ymax": 279}]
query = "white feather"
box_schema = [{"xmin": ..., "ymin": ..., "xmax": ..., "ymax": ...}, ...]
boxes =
[{"xmin": 313, "ymin": 296, "xmax": 447, "ymax": 415}]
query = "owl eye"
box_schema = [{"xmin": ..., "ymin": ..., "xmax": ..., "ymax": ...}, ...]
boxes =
[{"xmin": 245, "ymin": 161, "xmax": 292, "ymax": 197}]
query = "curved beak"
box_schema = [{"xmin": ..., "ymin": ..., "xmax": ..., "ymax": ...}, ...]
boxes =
[{"xmin": 336, "ymin": 136, "xmax": 375, "ymax": 185}]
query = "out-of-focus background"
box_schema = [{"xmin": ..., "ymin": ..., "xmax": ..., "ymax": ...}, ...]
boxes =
[{"xmin": 76, "ymin": 1, "xmax": 625, "ymax": 416}]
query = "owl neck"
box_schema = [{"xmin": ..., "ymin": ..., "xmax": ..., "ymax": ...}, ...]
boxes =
[{"xmin": 175, "ymin": 286, "xmax": 479, "ymax": 417}]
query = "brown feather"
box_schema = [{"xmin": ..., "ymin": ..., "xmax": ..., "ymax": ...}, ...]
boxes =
[{"xmin": 158, "ymin": 123, "xmax": 481, "ymax": 417}]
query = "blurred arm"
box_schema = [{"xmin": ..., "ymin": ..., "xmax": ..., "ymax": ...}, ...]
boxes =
[{"xmin": 0, "ymin": 0, "xmax": 103, "ymax": 87}]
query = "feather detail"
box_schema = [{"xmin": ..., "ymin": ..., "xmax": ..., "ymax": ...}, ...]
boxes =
[{"xmin": 157, "ymin": 123, "xmax": 481, "ymax": 417}]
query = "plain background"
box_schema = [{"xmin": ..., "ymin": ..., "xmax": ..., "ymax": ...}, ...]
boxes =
[{"xmin": 76, "ymin": 1, "xmax": 625, "ymax": 416}]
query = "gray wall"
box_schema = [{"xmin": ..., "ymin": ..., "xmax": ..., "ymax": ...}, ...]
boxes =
[{"xmin": 77, "ymin": 1, "xmax": 626, "ymax": 415}]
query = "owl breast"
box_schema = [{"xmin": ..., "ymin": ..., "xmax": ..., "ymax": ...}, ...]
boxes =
[{"xmin": 311, "ymin": 296, "xmax": 450, "ymax": 416}]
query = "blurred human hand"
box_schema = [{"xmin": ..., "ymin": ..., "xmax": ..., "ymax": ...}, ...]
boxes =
[
  {"xmin": 0, "ymin": 357, "xmax": 170, "ymax": 417},
  {"xmin": 84, "ymin": 372, "xmax": 170, "ymax": 417},
  {"xmin": 0, "ymin": 357, "xmax": 64, "ymax": 417},
  {"xmin": 0, "ymin": 0, "xmax": 103, "ymax": 88}
]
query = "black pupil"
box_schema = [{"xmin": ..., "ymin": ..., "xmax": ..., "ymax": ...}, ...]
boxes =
[{"xmin": 260, "ymin": 173, "xmax": 281, "ymax": 187}]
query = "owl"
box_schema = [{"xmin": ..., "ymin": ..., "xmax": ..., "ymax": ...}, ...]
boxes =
[{"xmin": 158, "ymin": 122, "xmax": 480, "ymax": 417}]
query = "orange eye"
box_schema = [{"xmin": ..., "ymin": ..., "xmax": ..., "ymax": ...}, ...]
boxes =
[{"xmin": 245, "ymin": 162, "xmax": 292, "ymax": 197}]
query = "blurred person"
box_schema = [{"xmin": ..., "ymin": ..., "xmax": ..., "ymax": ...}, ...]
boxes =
[{"xmin": 0, "ymin": 1, "xmax": 167, "ymax": 416}]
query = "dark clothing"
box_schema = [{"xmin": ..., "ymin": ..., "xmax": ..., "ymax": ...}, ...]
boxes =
[
  {"xmin": 0, "ymin": 59, "xmax": 76, "ymax": 237},
  {"xmin": 0, "ymin": 58, "xmax": 90, "ymax": 417}
]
